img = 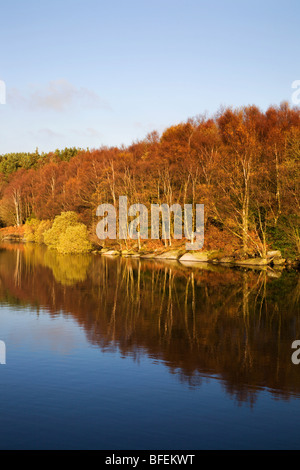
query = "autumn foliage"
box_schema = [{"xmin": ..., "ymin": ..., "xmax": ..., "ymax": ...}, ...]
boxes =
[{"xmin": 0, "ymin": 103, "xmax": 299, "ymax": 258}]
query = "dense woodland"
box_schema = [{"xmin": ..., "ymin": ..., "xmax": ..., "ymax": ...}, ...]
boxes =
[{"xmin": 0, "ymin": 103, "xmax": 299, "ymax": 258}]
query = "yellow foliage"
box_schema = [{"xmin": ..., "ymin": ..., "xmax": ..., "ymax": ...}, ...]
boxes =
[
  {"xmin": 44, "ymin": 212, "xmax": 79, "ymax": 249},
  {"xmin": 57, "ymin": 223, "xmax": 93, "ymax": 254}
]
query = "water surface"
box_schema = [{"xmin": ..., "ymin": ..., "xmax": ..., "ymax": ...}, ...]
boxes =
[{"xmin": 0, "ymin": 243, "xmax": 299, "ymax": 449}]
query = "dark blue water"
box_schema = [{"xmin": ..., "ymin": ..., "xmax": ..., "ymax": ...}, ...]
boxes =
[{"xmin": 0, "ymin": 244, "xmax": 300, "ymax": 449}]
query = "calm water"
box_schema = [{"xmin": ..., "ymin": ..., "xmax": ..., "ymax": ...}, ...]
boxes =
[{"xmin": 0, "ymin": 243, "xmax": 300, "ymax": 450}]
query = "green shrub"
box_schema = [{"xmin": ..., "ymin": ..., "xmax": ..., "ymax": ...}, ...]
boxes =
[
  {"xmin": 267, "ymin": 216, "xmax": 300, "ymax": 259},
  {"xmin": 35, "ymin": 220, "xmax": 52, "ymax": 244},
  {"xmin": 24, "ymin": 218, "xmax": 53, "ymax": 244},
  {"xmin": 24, "ymin": 218, "xmax": 40, "ymax": 242},
  {"xmin": 57, "ymin": 223, "xmax": 92, "ymax": 254},
  {"xmin": 44, "ymin": 212, "xmax": 79, "ymax": 249}
]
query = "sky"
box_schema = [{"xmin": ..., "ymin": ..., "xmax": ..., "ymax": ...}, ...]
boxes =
[{"xmin": 0, "ymin": 0, "xmax": 299, "ymax": 154}]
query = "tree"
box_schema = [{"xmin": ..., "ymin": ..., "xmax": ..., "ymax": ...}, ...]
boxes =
[
  {"xmin": 57, "ymin": 224, "xmax": 92, "ymax": 254},
  {"xmin": 44, "ymin": 212, "xmax": 79, "ymax": 249}
]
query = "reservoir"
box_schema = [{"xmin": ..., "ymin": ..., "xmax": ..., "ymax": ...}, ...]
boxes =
[{"xmin": 0, "ymin": 243, "xmax": 299, "ymax": 450}]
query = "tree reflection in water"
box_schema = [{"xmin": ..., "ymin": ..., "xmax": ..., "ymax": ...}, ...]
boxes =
[{"xmin": 0, "ymin": 243, "xmax": 299, "ymax": 406}]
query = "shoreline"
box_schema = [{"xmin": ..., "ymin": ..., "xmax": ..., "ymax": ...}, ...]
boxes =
[
  {"xmin": 96, "ymin": 247, "xmax": 300, "ymax": 270},
  {"xmin": 1, "ymin": 235, "xmax": 299, "ymax": 270}
]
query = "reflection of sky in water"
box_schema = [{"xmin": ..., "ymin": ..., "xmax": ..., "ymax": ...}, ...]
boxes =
[
  {"xmin": 0, "ymin": 305, "xmax": 300, "ymax": 450},
  {"xmin": 0, "ymin": 306, "xmax": 84, "ymax": 355}
]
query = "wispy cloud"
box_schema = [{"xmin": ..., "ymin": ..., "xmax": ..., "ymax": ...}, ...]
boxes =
[
  {"xmin": 8, "ymin": 79, "xmax": 111, "ymax": 112},
  {"xmin": 70, "ymin": 127, "xmax": 102, "ymax": 138},
  {"xmin": 29, "ymin": 128, "xmax": 64, "ymax": 139}
]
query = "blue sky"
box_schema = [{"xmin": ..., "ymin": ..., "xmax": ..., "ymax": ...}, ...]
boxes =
[{"xmin": 0, "ymin": 0, "xmax": 299, "ymax": 154}]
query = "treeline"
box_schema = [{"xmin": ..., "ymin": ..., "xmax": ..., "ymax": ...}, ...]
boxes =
[
  {"xmin": 0, "ymin": 103, "xmax": 299, "ymax": 258},
  {"xmin": 0, "ymin": 147, "xmax": 79, "ymax": 176}
]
